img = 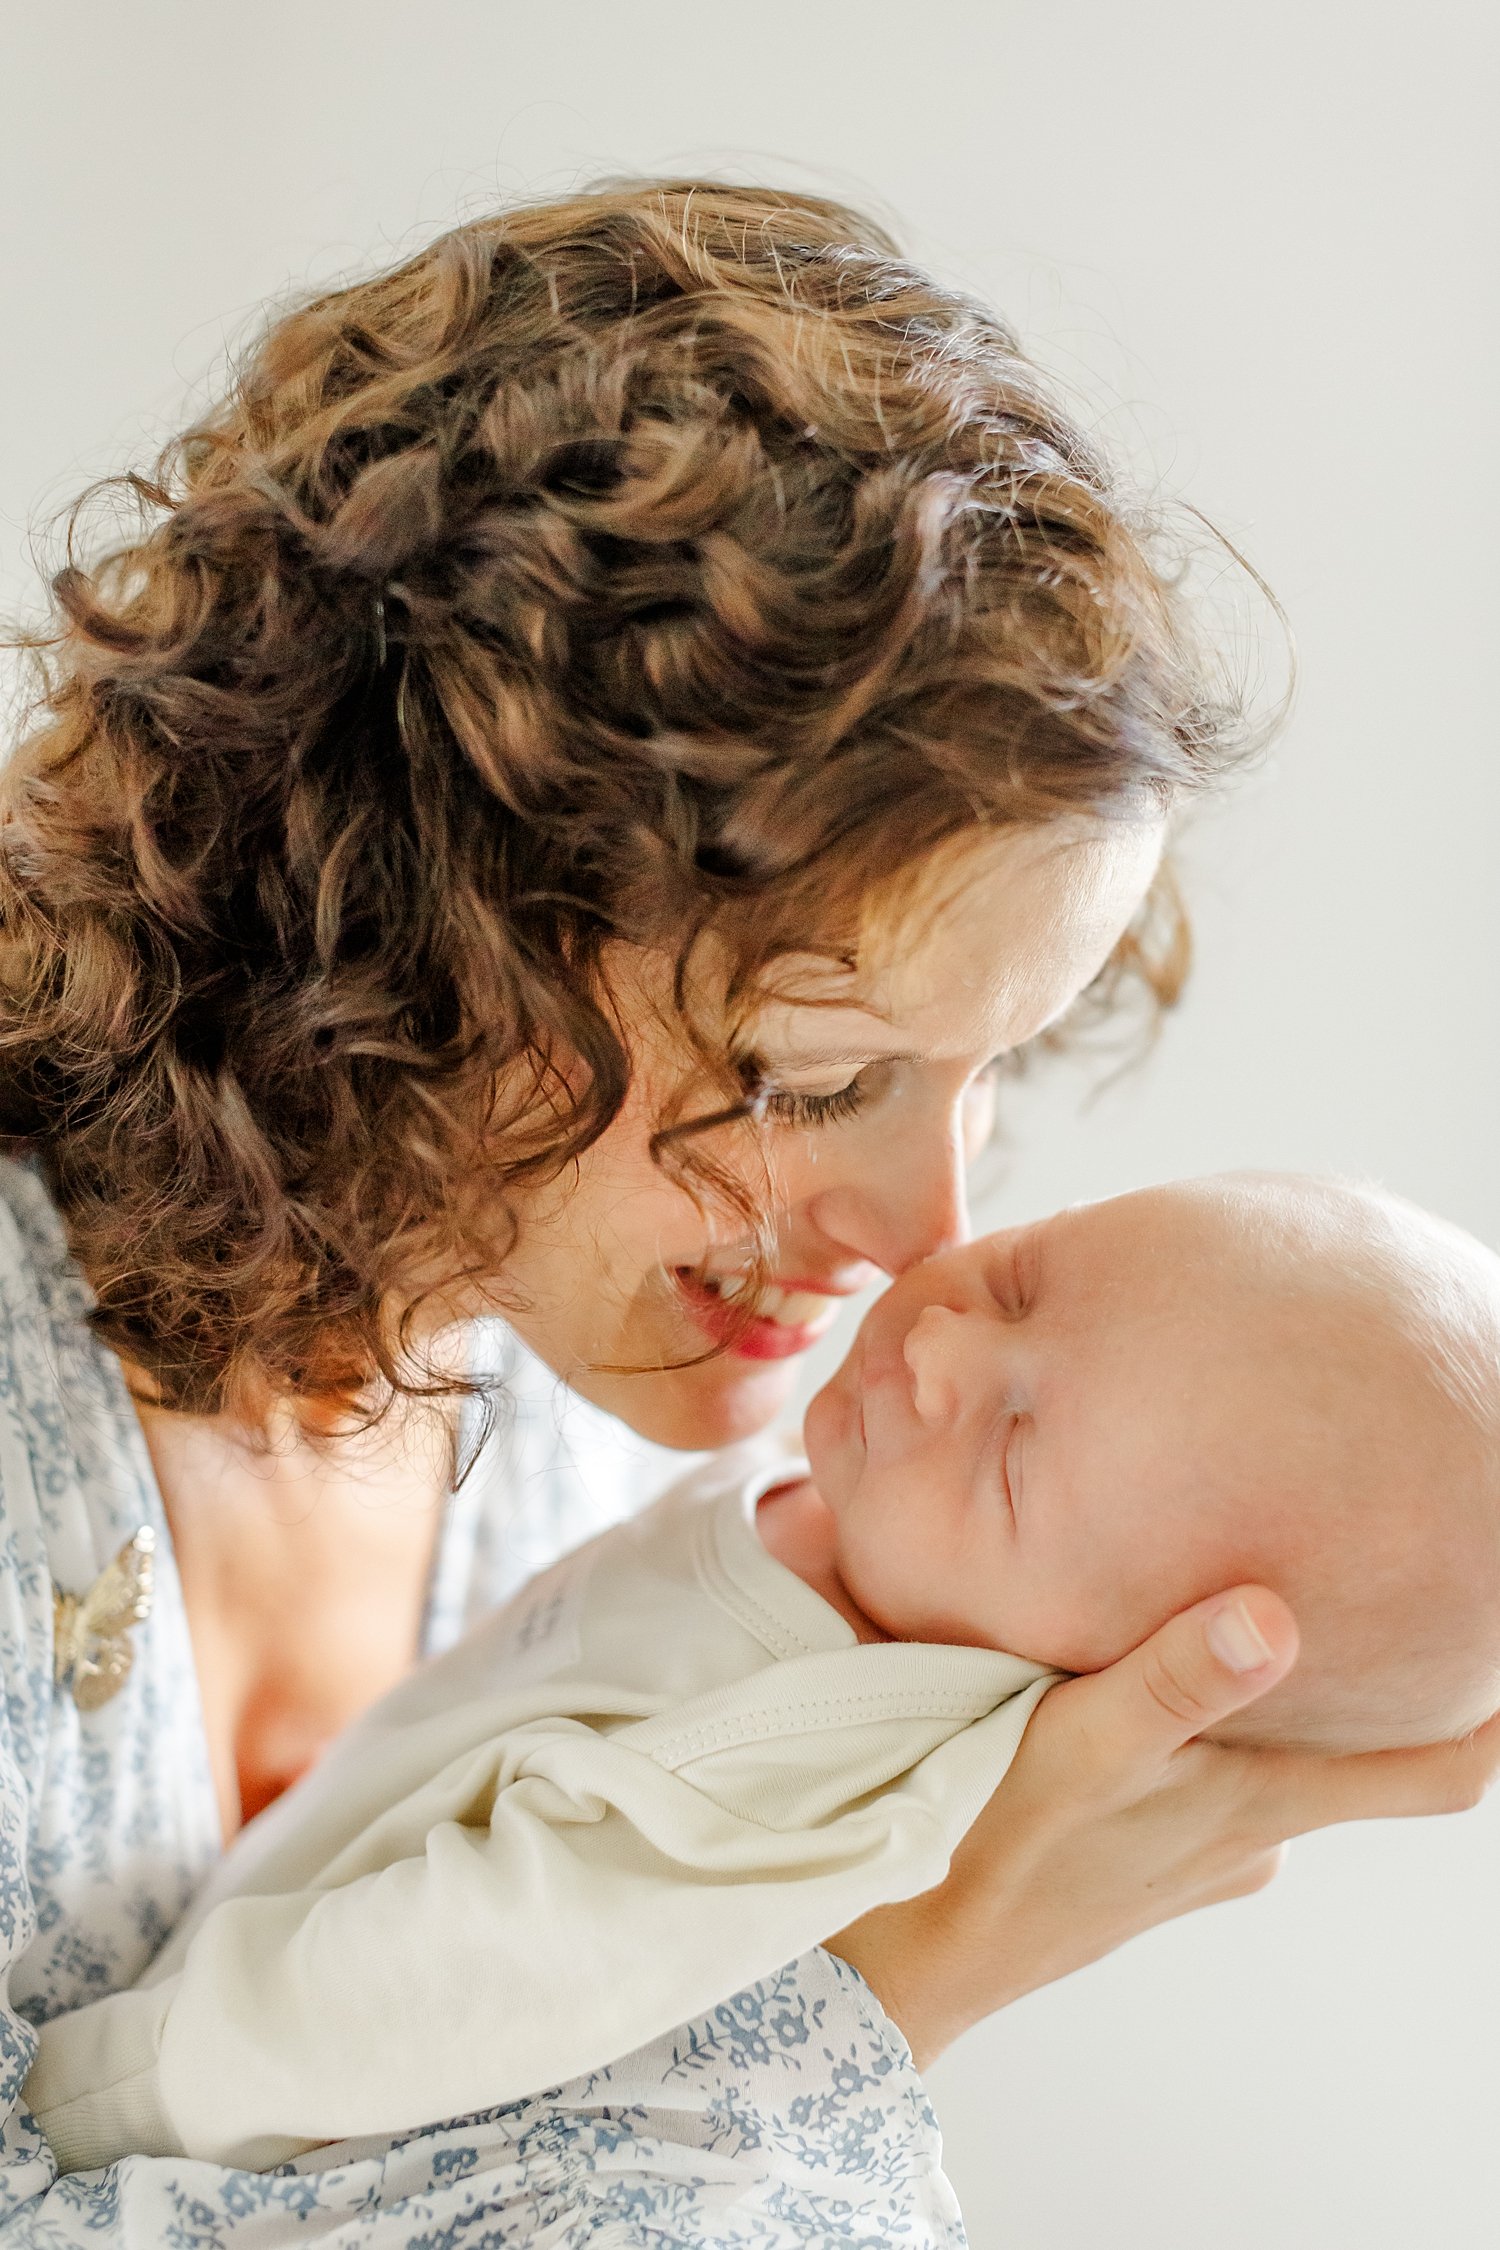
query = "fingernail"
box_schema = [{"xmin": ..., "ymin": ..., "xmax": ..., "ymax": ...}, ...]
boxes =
[{"xmin": 1207, "ymin": 1599, "xmax": 1275, "ymax": 1674}]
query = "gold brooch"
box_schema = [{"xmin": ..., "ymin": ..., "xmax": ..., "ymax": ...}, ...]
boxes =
[{"xmin": 53, "ymin": 1526, "xmax": 156, "ymax": 1712}]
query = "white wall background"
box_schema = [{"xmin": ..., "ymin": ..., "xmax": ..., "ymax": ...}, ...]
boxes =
[{"xmin": 3, "ymin": 5, "xmax": 1496, "ymax": 2242}]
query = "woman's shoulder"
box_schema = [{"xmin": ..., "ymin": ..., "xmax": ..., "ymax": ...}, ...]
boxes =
[
  {"xmin": 0, "ymin": 1160, "xmax": 218, "ymax": 2021},
  {"xmin": 0, "ymin": 1151, "xmax": 80, "ymax": 1314},
  {"xmin": 0, "ymin": 1157, "xmax": 112, "ymax": 1424},
  {"xmin": 0, "ymin": 1155, "xmax": 78, "ymax": 1511},
  {"xmin": 0, "ymin": 1155, "xmax": 156, "ymax": 1582},
  {"xmin": 0, "ymin": 1161, "xmax": 79, "ymax": 1774}
]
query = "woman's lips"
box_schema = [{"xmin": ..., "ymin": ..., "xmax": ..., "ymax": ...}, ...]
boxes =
[{"xmin": 672, "ymin": 1270, "xmax": 848, "ymax": 1361}]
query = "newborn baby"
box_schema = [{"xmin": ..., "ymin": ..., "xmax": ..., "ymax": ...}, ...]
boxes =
[
  {"xmin": 793, "ymin": 1168, "xmax": 1500, "ymax": 1753},
  {"xmin": 28, "ymin": 1173, "xmax": 1500, "ymax": 2186}
]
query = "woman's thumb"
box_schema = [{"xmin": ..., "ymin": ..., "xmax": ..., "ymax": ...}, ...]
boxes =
[{"xmin": 1065, "ymin": 1586, "xmax": 1300, "ymax": 1787}]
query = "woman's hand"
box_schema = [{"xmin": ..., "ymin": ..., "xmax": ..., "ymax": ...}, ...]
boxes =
[{"xmin": 826, "ymin": 1586, "xmax": 1500, "ymax": 2070}]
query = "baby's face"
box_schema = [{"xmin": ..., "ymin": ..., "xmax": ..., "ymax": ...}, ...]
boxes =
[{"xmin": 802, "ymin": 1177, "xmax": 1492, "ymax": 1680}]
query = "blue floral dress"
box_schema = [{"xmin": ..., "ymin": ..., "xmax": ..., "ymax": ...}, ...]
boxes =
[{"xmin": 0, "ymin": 1159, "xmax": 967, "ymax": 2247}]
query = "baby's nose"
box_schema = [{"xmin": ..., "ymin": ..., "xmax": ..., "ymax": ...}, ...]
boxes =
[{"xmin": 901, "ymin": 1305, "xmax": 969, "ymax": 1425}]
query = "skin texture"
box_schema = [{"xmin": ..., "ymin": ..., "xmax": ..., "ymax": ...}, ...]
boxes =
[
  {"xmin": 143, "ymin": 816, "xmax": 1164, "ymax": 1838},
  {"xmin": 489, "ymin": 820, "xmax": 1167, "ymax": 1449},
  {"xmin": 136, "ymin": 826, "xmax": 1500, "ymax": 2066},
  {"xmin": 781, "ymin": 1175, "xmax": 1500, "ymax": 1752},
  {"xmin": 144, "ymin": 1389, "xmax": 459, "ymax": 1840}
]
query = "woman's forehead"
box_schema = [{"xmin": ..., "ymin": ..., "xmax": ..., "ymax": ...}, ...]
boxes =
[{"xmin": 750, "ymin": 819, "xmax": 1165, "ymax": 1063}]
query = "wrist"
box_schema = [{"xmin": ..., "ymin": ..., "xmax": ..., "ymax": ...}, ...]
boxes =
[{"xmin": 824, "ymin": 1883, "xmax": 1033, "ymax": 2072}]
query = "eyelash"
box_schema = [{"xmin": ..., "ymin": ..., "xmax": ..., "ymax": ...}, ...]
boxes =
[
  {"xmin": 754, "ymin": 1055, "xmax": 1006, "ymax": 1133},
  {"xmin": 759, "ymin": 1079, "xmax": 870, "ymax": 1128}
]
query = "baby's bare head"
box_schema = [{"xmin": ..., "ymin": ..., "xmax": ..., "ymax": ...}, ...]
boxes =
[
  {"xmin": 813, "ymin": 1172, "xmax": 1500, "ymax": 1752},
  {"xmin": 1185, "ymin": 1177, "xmax": 1500, "ymax": 1752}
]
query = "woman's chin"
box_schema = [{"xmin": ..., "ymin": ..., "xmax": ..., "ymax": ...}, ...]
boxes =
[{"xmin": 564, "ymin": 1352, "xmax": 801, "ymax": 1452}]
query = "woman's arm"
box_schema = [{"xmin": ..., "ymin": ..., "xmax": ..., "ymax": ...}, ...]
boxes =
[
  {"xmin": 0, "ymin": 1711, "xmax": 180, "ymax": 2241},
  {"xmin": 827, "ymin": 1584, "xmax": 1500, "ymax": 2068},
  {"xmin": 26, "ymin": 1649, "xmax": 1049, "ymax": 2173}
]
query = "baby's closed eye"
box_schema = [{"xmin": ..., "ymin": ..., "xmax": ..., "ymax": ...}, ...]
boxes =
[{"xmin": 981, "ymin": 1235, "xmax": 1033, "ymax": 1320}]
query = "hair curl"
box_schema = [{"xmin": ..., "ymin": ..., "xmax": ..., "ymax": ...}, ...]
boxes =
[{"xmin": 0, "ymin": 178, "xmax": 1251, "ymax": 1425}]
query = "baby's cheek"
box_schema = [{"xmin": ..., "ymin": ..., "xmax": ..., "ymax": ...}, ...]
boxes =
[
  {"xmin": 839, "ymin": 1506, "xmax": 957, "ymax": 1641},
  {"xmin": 1000, "ymin": 1568, "xmax": 1163, "ymax": 1674},
  {"xmin": 855, "ymin": 1523, "xmax": 1000, "ymax": 1647},
  {"xmin": 948, "ymin": 1523, "xmax": 1104, "ymax": 1668}
]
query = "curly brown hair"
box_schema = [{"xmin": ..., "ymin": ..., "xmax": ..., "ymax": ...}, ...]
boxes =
[{"xmin": 0, "ymin": 179, "xmax": 1248, "ymax": 1426}]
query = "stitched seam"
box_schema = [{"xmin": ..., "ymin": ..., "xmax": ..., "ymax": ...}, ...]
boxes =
[
  {"xmin": 694, "ymin": 1508, "xmax": 814, "ymax": 1661},
  {"xmin": 649, "ymin": 1690, "xmax": 996, "ymax": 1765}
]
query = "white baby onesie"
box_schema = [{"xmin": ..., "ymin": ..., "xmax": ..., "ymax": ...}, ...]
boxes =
[{"xmin": 28, "ymin": 1447, "xmax": 1054, "ymax": 2173}]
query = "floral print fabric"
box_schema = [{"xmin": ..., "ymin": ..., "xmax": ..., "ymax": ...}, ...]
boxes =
[{"xmin": 0, "ymin": 1159, "xmax": 967, "ymax": 2246}]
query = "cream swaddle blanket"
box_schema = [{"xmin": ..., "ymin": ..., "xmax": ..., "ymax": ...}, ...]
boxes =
[{"xmin": 30, "ymin": 1448, "xmax": 1054, "ymax": 2172}]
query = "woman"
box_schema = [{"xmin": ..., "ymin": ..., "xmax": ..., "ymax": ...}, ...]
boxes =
[{"xmin": 0, "ymin": 180, "xmax": 1489, "ymax": 2240}]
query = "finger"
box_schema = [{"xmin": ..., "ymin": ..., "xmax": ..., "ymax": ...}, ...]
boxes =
[
  {"xmin": 1049, "ymin": 1586, "xmax": 1299, "ymax": 1799},
  {"xmin": 1276, "ymin": 1704, "xmax": 1500, "ymax": 1834}
]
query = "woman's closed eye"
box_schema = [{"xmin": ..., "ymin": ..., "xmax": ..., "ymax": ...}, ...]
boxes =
[
  {"xmin": 760, "ymin": 1076, "xmax": 872, "ymax": 1127},
  {"xmin": 756, "ymin": 1055, "xmax": 1006, "ymax": 1136},
  {"xmin": 747, "ymin": 1052, "xmax": 899, "ymax": 1128}
]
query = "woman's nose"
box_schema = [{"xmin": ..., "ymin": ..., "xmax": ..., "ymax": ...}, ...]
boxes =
[{"xmin": 798, "ymin": 1103, "xmax": 970, "ymax": 1278}]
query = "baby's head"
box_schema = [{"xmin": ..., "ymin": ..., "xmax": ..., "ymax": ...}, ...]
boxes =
[{"xmin": 803, "ymin": 1174, "xmax": 1500, "ymax": 1750}]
